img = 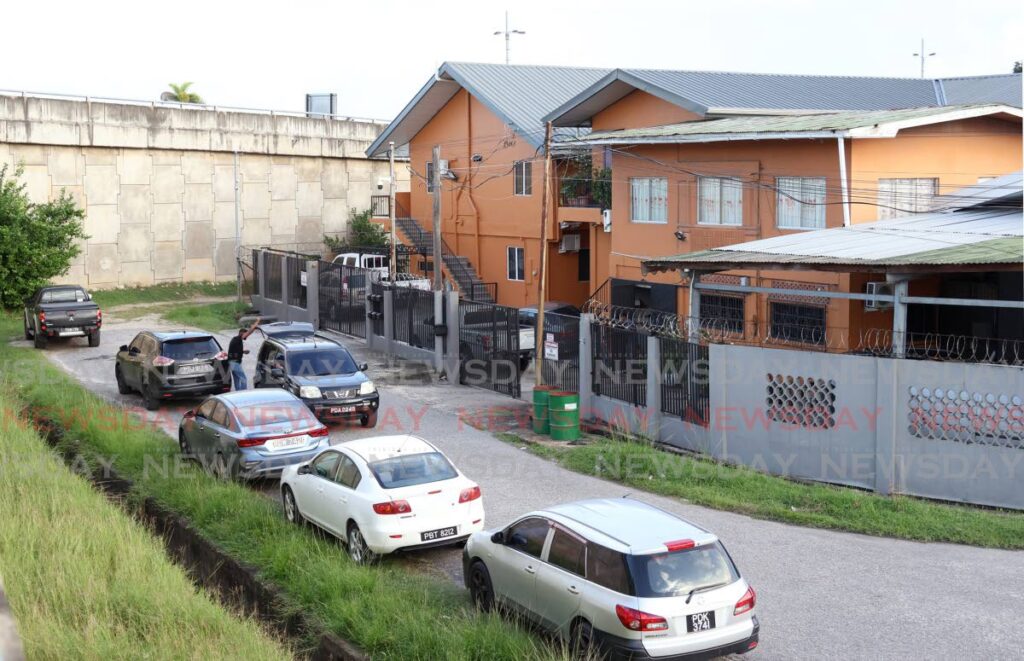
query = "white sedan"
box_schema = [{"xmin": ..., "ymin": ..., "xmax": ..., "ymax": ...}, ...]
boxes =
[{"xmin": 279, "ymin": 434, "xmax": 485, "ymax": 563}]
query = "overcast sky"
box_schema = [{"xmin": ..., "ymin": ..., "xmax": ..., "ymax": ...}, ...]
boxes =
[{"xmin": 4, "ymin": 0, "xmax": 1021, "ymax": 121}]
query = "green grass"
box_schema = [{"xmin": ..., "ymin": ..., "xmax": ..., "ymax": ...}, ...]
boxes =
[
  {"xmin": 163, "ymin": 301, "xmax": 250, "ymax": 332},
  {"xmin": 90, "ymin": 281, "xmax": 237, "ymax": 308},
  {"xmin": 0, "ymin": 313, "xmax": 554, "ymax": 660},
  {"xmin": 0, "ymin": 397, "xmax": 291, "ymax": 660},
  {"xmin": 496, "ymin": 433, "xmax": 1024, "ymax": 549}
]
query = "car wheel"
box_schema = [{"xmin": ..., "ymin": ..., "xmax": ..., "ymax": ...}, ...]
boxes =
[
  {"xmin": 33, "ymin": 332, "xmax": 47, "ymax": 350},
  {"xmin": 88, "ymin": 329, "xmax": 101, "ymax": 347},
  {"xmin": 282, "ymin": 486, "xmax": 304, "ymax": 525},
  {"xmin": 115, "ymin": 367, "xmax": 131, "ymax": 395},
  {"xmin": 569, "ymin": 619, "xmax": 597, "ymax": 660},
  {"xmin": 346, "ymin": 523, "xmax": 376, "ymax": 564},
  {"xmin": 360, "ymin": 412, "xmax": 377, "ymax": 428},
  {"xmin": 142, "ymin": 382, "xmax": 160, "ymax": 411},
  {"xmin": 178, "ymin": 429, "xmax": 193, "ymax": 459},
  {"xmin": 468, "ymin": 561, "xmax": 495, "ymax": 613}
]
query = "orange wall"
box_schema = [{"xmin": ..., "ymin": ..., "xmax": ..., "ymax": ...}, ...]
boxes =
[
  {"xmin": 848, "ymin": 116, "xmax": 1022, "ymax": 222},
  {"xmin": 592, "ymin": 90, "xmax": 703, "ymax": 131}
]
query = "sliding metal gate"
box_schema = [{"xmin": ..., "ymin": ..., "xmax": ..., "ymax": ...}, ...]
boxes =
[
  {"xmin": 458, "ymin": 300, "xmax": 521, "ymax": 398},
  {"xmin": 318, "ymin": 260, "xmax": 369, "ymax": 338}
]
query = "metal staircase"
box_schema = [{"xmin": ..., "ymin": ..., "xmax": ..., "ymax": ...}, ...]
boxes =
[{"xmin": 394, "ymin": 217, "xmax": 495, "ymax": 303}]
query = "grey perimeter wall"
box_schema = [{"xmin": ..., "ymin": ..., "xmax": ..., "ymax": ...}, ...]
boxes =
[{"xmin": 0, "ymin": 94, "xmax": 409, "ymax": 289}]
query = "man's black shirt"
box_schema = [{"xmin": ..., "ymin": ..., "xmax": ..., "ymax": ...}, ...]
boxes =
[{"xmin": 228, "ymin": 335, "xmax": 244, "ymax": 362}]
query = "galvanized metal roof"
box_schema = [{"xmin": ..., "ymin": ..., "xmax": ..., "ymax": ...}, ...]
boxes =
[
  {"xmin": 548, "ymin": 69, "xmax": 1022, "ymax": 125},
  {"xmin": 644, "ymin": 206, "xmax": 1024, "ymax": 274},
  {"xmin": 565, "ymin": 105, "xmax": 1022, "ymax": 145}
]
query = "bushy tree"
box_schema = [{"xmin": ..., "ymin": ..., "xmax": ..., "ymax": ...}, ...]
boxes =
[
  {"xmin": 0, "ymin": 164, "xmax": 88, "ymax": 308},
  {"xmin": 165, "ymin": 82, "xmax": 204, "ymax": 104},
  {"xmin": 323, "ymin": 207, "xmax": 388, "ymax": 252}
]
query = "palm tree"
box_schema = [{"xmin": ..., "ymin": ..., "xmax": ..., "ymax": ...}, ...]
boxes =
[{"xmin": 162, "ymin": 82, "xmax": 204, "ymax": 104}]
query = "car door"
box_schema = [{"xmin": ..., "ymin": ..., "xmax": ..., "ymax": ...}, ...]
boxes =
[
  {"xmin": 317, "ymin": 452, "xmax": 362, "ymax": 537},
  {"xmin": 139, "ymin": 335, "xmax": 159, "ymax": 387},
  {"xmin": 254, "ymin": 342, "xmax": 273, "ymax": 387},
  {"xmin": 534, "ymin": 524, "xmax": 587, "ymax": 633},
  {"xmin": 489, "ymin": 517, "xmax": 552, "ymax": 619},
  {"xmin": 207, "ymin": 401, "xmax": 232, "ymax": 461},
  {"xmin": 122, "ymin": 334, "xmax": 147, "ymax": 388},
  {"xmin": 261, "ymin": 345, "xmax": 287, "ymax": 388},
  {"xmin": 297, "ymin": 451, "xmax": 342, "ymax": 528},
  {"xmin": 189, "ymin": 398, "xmax": 220, "ymax": 463}
]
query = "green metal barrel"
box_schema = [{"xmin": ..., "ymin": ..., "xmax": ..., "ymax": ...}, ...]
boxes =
[
  {"xmin": 548, "ymin": 391, "xmax": 581, "ymax": 441},
  {"xmin": 532, "ymin": 386, "xmax": 558, "ymax": 434}
]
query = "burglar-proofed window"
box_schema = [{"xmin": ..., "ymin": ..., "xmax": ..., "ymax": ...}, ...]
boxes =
[{"xmin": 514, "ymin": 160, "xmax": 532, "ymax": 196}]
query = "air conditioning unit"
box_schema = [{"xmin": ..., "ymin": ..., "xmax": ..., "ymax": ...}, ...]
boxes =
[
  {"xmin": 601, "ymin": 209, "xmax": 612, "ymax": 233},
  {"xmin": 559, "ymin": 234, "xmax": 581, "ymax": 253},
  {"xmin": 864, "ymin": 281, "xmax": 894, "ymax": 311}
]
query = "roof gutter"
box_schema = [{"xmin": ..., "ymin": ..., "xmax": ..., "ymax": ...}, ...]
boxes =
[{"xmin": 565, "ymin": 130, "xmax": 850, "ymax": 146}]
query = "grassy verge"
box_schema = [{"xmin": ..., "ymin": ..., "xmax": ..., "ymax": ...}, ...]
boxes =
[
  {"xmin": 163, "ymin": 301, "xmax": 249, "ymax": 332},
  {"xmin": 0, "ymin": 313, "xmax": 553, "ymax": 660},
  {"xmin": 496, "ymin": 432, "xmax": 1024, "ymax": 549},
  {"xmin": 91, "ymin": 281, "xmax": 236, "ymax": 308},
  {"xmin": 0, "ymin": 397, "xmax": 290, "ymax": 659}
]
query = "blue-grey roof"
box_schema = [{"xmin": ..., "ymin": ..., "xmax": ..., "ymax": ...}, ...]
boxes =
[
  {"xmin": 367, "ymin": 62, "xmax": 1022, "ymax": 156},
  {"xmin": 548, "ymin": 69, "xmax": 1022, "ymax": 125}
]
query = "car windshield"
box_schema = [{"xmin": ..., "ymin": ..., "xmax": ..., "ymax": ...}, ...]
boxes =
[
  {"xmin": 626, "ymin": 542, "xmax": 738, "ymax": 598},
  {"xmin": 286, "ymin": 348, "xmax": 357, "ymax": 376},
  {"xmin": 162, "ymin": 337, "xmax": 221, "ymax": 360},
  {"xmin": 233, "ymin": 401, "xmax": 317, "ymax": 429},
  {"xmin": 368, "ymin": 452, "xmax": 458, "ymax": 489},
  {"xmin": 42, "ymin": 288, "xmax": 85, "ymax": 303}
]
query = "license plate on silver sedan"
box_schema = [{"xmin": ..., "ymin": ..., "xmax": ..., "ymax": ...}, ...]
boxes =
[
  {"xmin": 420, "ymin": 526, "xmax": 457, "ymax": 542},
  {"xmin": 267, "ymin": 435, "xmax": 306, "ymax": 451},
  {"xmin": 686, "ymin": 610, "xmax": 716, "ymax": 633},
  {"xmin": 178, "ymin": 364, "xmax": 214, "ymax": 375}
]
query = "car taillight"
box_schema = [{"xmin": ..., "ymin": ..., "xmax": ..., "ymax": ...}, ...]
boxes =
[
  {"xmin": 38, "ymin": 311, "xmax": 46, "ymax": 329},
  {"xmin": 664, "ymin": 539, "xmax": 695, "ymax": 552},
  {"xmin": 96, "ymin": 309, "xmax": 102, "ymax": 326},
  {"xmin": 373, "ymin": 500, "xmax": 412, "ymax": 515},
  {"xmin": 459, "ymin": 486, "xmax": 481, "ymax": 503},
  {"xmin": 734, "ymin": 586, "xmax": 756, "ymax": 616},
  {"xmin": 153, "ymin": 356, "xmax": 175, "ymax": 367},
  {"xmin": 309, "ymin": 426, "xmax": 329, "ymax": 438},
  {"xmin": 615, "ymin": 604, "xmax": 668, "ymax": 632},
  {"xmin": 237, "ymin": 437, "xmax": 267, "ymax": 448},
  {"xmin": 214, "ymin": 351, "xmax": 228, "ymax": 361}
]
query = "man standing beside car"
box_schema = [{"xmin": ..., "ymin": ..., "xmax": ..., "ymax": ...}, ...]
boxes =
[{"xmin": 228, "ymin": 318, "xmax": 260, "ymax": 390}]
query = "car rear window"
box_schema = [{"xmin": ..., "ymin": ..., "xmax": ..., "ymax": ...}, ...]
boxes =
[
  {"xmin": 627, "ymin": 542, "xmax": 738, "ymax": 598},
  {"xmin": 41, "ymin": 288, "xmax": 86, "ymax": 303},
  {"xmin": 368, "ymin": 452, "xmax": 458, "ymax": 489},
  {"xmin": 287, "ymin": 348, "xmax": 357, "ymax": 376},
  {"xmin": 233, "ymin": 401, "xmax": 316, "ymax": 429},
  {"xmin": 161, "ymin": 337, "xmax": 221, "ymax": 360}
]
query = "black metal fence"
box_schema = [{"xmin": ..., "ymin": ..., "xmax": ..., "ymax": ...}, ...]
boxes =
[
  {"xmin": 318, "ymin": 260, "xmax": 371, "ymax": 338},
  {"xmin": 251, "ymin": 248, "xmax": 261, "ymax": 296},
  {"xmin": 538, "ymin": 312, "xmax": 580, "ymax": 393},
  {"xmin": 462, "ymin": 282, "xmax": 497, "ymax": 303},
  {"xmin": 369, "ymin": 280, "xmax": 384, "ymax": 337},
  {"xmin": 591, "ymin": 323, "xmax": 647, "ymax": 406},
  {"xmin": 458, "ymin": 300, "xmax": 521, "ymax": 398},
  {"xmin": 660, "ymin": 336, "xmax": 710, "ymax": 426},
  {"xmin": 265, "ymin": 252, "xmax": 283, "ymax": 301},
  {"xmin": 393, "ymin": 287, "xmax": 436, "ymax": 349},
  {"xmin": 285, "ymin": 256, "xmax": 307, "ymax": 308}
]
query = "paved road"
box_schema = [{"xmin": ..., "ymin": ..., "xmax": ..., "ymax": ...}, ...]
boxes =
[{"xmin": 31, "ymin": 312, "xmax": 1024, "ymax": 660}]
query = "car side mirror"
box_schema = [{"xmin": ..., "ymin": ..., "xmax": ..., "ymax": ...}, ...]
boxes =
[
  {"xmin": 297, "ymin": 464, "xmax": 311, "ymax": 475},
  {"xmin": 183, "ymin": 410, "xmax": 196, "ymax": 419},
  {"xmin": 490, "ymin": 531, "xmax": 505, "ymax": 545},
  {"xmin": 270, "ymin": 367, "xmax": 285, "ymax": 378},
  {"xmin": 119, "ymin": 344, "xmax": 128, "ymax": 352},
  {"xmin": 359, "ymin": 363, "xmax": 369, "ymax": 372},
  {"xmin": 129, "ymin": 347, "xmax": 141, "ymax": 355}
]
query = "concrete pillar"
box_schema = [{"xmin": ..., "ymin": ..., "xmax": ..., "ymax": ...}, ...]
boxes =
[
  {"xmin": 579, "ymin": 313, "xmax": 593, "ymax": 422},
  {"xmin": 280, "ymin": 260, "xmax": 291, "ymax": 322},
  {"xmin": 257, "ymin": 250, "xmax": 266, "ymax": 299},
  {"xmin": 365, "ymin": 282, "xmax": 376, "ymax": 352},
  {"xmin": 646, "ymin": 334, "xmax": 663, "ymax": 442},
  {"xmin": 687, "ymin": 271, "xmax": 703, "ymax": 337},
  {"xmin": 305, "ymin": 260, "xmax": 319, "ymax": 328},
  {"xmin": 383, "ymin": 287, "xmax": 395, "ymax": 355},
  {"xmin": 433, "ymin": 290, "xmax": 444, "ymax": 374},
  {"xmin": 445, "ymin": 292, "xmax": 460, "ymax": 380},
  {"xmin": 890, "ymin": 279, "xmax": 909, "ymax": 359},
  {"xmin": 873, "ymin": 356, "xmax": 899, "ymax": 495}
]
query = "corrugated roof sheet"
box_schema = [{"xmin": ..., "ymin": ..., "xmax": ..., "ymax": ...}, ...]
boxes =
[
  {"xmin": 573, "ymin": 105, "xmax": 1020, "ymax": 144},
  {"xmin": 940, "ymin": 74, "xmax": 1024, "ymax": 106},
  {"xmin": 644, "ymin": 207, "xmax": 1024, "ymax": 273}
]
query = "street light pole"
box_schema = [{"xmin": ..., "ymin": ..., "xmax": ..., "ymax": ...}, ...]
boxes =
[
  {"xmin": 493, "ymin": 11, "xmax": 525, "ymax": 65},
  {"xmin": 388, "ymin": 141, "xmax": 396, "ymax": 282},
  {"xmin": 913, "ymin": 38, "xmax": 936, "ymax": 78}
]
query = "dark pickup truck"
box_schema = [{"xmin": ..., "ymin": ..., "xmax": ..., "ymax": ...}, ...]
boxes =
[{"xmin": 23, "ymin": 285, "xmax": 102, "ymax": 349}]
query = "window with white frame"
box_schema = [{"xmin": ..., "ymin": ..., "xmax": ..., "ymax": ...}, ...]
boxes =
[
  {"xmin": 877, "ymin": 178, "xmax": 938, "ymax": 220},
  {"xmin": 777, "ymin": 177, "xmax": 826, "ymax": 229},
  {"xmin": 507, "ymin": 246, "xmax": 525, "ymax": 281},
  {"xmin": 425, "ymin": 161, "xmax": 436, "ymax": 194},
  {"xmin": 514, "ymin": 161, "xmax": 532, "ymax": 196},
  {"xmin": 630, "ymin": 177, "xmax": 668, "ymax": 223},
  {"xmin": 698, "ymin": 176, "xmax": 744, "ymax": 226}
]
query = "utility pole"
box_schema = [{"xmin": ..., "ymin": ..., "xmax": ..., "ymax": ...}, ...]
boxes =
[
  {"xmin": 913, "ymin": 38, "xmax": 936, "ymax": 78},
  {"xmin": 493, "ymin": 11, "xmax": 525, "ymax": 65},
  {"xmin": 534, "ymin": 121, "xmax": 553, "ymax": 385},
  {"xmin": 388, "ymin": 141, "xmax": 397, "ymax": 282},
  {"xmin": 431, "ymin": 145, "xmax": 442, "ymax": 291},
  {"xmin": 233, "ymin": 150, "xmax": 242, "ymax": 303}
]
